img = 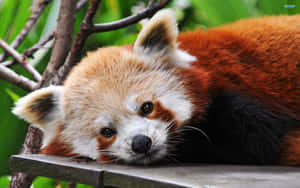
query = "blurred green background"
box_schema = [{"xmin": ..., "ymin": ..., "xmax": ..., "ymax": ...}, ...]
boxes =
[{"xmin": 0, "ymin": 0, "xmax": 299, "ymax": 187}]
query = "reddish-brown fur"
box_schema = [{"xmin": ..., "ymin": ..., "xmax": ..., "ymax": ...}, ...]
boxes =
[
  {"xmin": 40, "ymin": 138, "xmax": 76, "ymax": 157},
  {"xmin": 280, "ymin": 129, "xmax": 300, "ymax": 165},
  {"xmin": 148, "ymin": 101, "xmax": 175, "ymax": 122},
  {"xmin": 177, "ymin": 15, "xmax": 300, "ymax": 164},
  {"xmin": 97, "ymin": 135, "xmax": 116, "ymax": 162},
  {"xmin": 178, "ymin": 15, "xmax": 300, "ymax": 120},
  {"xmin": 40, "ymin": 126, "xmax": 75, "ymax": 157},
  {"xmin": 177, "ymin": 68, "xmax": 210, "ymax": 123}
]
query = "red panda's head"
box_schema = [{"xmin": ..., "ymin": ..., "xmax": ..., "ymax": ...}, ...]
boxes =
[{"xmin": 12, "ymin": 9, "xmax": 199, "ymax": 164}]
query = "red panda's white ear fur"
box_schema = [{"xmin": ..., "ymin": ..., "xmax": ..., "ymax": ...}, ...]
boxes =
[
  {"xmin": 134, "ymin": 9, "xmax": 196, "ymax": 68},
  {"xmin": 12, "ymin": 85, "xmax": 64, "ymax": 130}
]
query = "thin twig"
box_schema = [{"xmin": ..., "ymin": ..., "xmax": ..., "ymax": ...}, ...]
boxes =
[
  {"xmin": 0, "ymin": 39, "xmax": 24, "ymax": 63},
  {"xmin": 54, "ymin": 0, "xmax": 102, "ymax": 84},
  {"xmin": 23, "ymin": 0, "xmax": 89, "ymax": 59},
  {"xmin": 1, "ymin": 60, "xmax": 13, "ymax": 66},
  {"xmin": 0, "ymin": 0, "xmax": 52, "ymax": 62},
  {"xmin": 0, "ymin": 39, "xmax": 42, "ymax": 81},
  {"xmin": 91, "ymin": 0, "xmax": 171, "ymax": 33},
  {"xmin": 0, "ymin": 64, "xmax": 37, "ymax": 91},
  {"xmin": 38, "ymin": 0, "xmax": 78, "ymax": 87},
  {"xmin": 24, "ymin": 30, "xmax": 55, "ymax": 59}
]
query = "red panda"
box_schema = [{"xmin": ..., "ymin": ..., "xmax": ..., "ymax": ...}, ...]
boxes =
[{"xmin": 13, "ymin": 9, "xmax": 300, "ymax": 165}]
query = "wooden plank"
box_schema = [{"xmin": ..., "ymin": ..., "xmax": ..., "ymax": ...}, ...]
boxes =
[{"xmin": 10, "ymin": 154, "xmax": 300, "ymax": 188}]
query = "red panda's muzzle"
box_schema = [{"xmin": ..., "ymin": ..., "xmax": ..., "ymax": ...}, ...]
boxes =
[{"xmin": 132, "ymin": 134, "xmax": 152, "ymax": 154}]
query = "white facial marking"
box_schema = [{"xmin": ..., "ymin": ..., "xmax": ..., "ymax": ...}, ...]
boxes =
[
  {"xmin": 158, "ymin": 90, "xmax": 192, "ymax": 124},
  {"xmin": 72, "ymin": 136, "xmax": 100, "ymax": 160},
  {"xmin": 94, "ymin": 115, "xmax": 112, "ymax": 126},
  {"xmin": 125, "ymin": 94, "xmax": 139, "ymax": 113}
]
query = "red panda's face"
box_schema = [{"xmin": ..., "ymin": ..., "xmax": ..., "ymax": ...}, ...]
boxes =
[
  {"xmin": 12, "ymin": 9, "xmax": 197, "ymax": 164},
  {"xmin": 60, "ymin": 48, "xmax": 193, "ymax": 164}
]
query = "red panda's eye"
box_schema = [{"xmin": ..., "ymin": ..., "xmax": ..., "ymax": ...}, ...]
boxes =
[
  {"xmin": 140, "ymin": 102, "xmax": 154, "ymax": 116},
  {"xmin": 100, "ymin": 127, "xmax": 116, "ymax": 138}
]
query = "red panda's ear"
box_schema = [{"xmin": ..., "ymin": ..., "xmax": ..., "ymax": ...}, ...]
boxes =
[
  {"xmin": 12, "ymin": 85, "xmax": 64, "ymax": 130},
  {"xmin": 134, "ymin": 9, "xmax": 196, "ymax": 68}
]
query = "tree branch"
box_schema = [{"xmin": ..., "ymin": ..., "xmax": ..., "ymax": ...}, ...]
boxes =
[
  {"xmin": 91, "ymin": 0, "xmax": 171, "ymax": 33},
  {"xmin": 1, "ymin": 60, "xmax": 13, "ymax": 67},
  {"xmin": 0, "ymin": 39, "xmax": 42, "ymax": 81},
  {"xmin": 0, "ymin": 65, "xmax": 37, "ymax": 91},
  {"xmin": 54, "ymin": 0, "xmax": 102, "ymax": 84},
  {"xmin": 0, "ymin": 0, "xmax": 52, "ymax": 62},
  {"xmin": 38, "ymin": 0, "xmax": 78, "ymax": 87},
  {"xmin": 24, "ymin": 31, "xmax": 55, "ymax": 59}
]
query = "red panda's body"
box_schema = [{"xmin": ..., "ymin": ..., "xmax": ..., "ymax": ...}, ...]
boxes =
[
  {"xmin": 13, "ymin": 11, "xmax": 300, "ymax": 165},
  {"xmin": 175, "ymin": 15, "xmax": 300, "ymax": 165},
  {"xmin": 179, "ymin": 15, "xmax": 300, "ymax": 120}
]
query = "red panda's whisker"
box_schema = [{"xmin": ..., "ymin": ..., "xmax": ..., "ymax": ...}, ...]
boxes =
[
  {"xmin": 166, "ymin": 155, "xmax": 180, "ymax": 164},
  {"xmin": 98, "ymin": 148, "xmax": 112, "ymax": 152},
  {"xmin": 183, "ymin": 125, "xmax": 212, "ymax": 144},
  {"xmin": 166, "ymin": 120, "xmax": 176, "ymax": 131}
]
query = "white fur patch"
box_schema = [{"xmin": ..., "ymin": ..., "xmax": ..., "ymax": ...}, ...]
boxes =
[
  {"xmin": 125, "ymin": 94, "xmax": 139, "ymax": 113},
  {"xmin": 72, "ymin": 136, "xmax": 100, "ymax": 160},
  {"xmin": 158, "ymin": 89, "xmax": 192, "ymax": 124},
  {"xmin": 94, "ymin": 114, "xmax": 112, "ymax": 126},
  {"xmin": 169, "ymin": 49, "xmax": 197, "ymax": 68}
]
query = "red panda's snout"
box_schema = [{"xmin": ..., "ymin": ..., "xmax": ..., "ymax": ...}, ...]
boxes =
[{"xmin": 108, "ymin": 116, "xmax": 170, "ymax": 164}]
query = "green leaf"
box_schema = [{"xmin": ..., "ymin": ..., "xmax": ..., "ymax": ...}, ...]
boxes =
[
  {"xmin": 5, "ymin": 89, "xmax": 20, "ymax": 102},
  {"xmin": 59, "ymin": 180, "xmax": 69, "ymax": 188},
  {"xmin": 8, "ymin": 1, "xmax": 31, "ymax": 42},
  {"xmin": 257, "ymin": 0, "xmax": 288, "ymax": 15},
  {"xmin": 0, "ymin": 176, "xmax": 10, "ymax": 188},
  {"xmin": 190, "ymin": 0, "xmax": 254, "ymax": 27},
  {"xmin": 32, "ymin": 177, "xmax": 57, "ymax": 188},
  {"xmin": 0, "ymin": 81, "xmax": 28, "ymax": 176},
  {"xmin": 0, "ymin": 0, "xmax": 19, "ymax": 53},
  {"xmin": 76, "ymin": 183, "xmax": 94, "ymax": 188}
]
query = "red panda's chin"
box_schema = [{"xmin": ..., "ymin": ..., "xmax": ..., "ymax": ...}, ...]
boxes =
[
  {"xmin": 128, "ymin": 153, "xmax": 164, "ymax": 165},
  {"xmin": 119, "ymin": 145, "xmax": 167, "ymax": 165}
]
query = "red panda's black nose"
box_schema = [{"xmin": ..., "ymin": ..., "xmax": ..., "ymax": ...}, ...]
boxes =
[{"xmin": 132, "ymin": 134, "xmax": 152, "ymax": 154}]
